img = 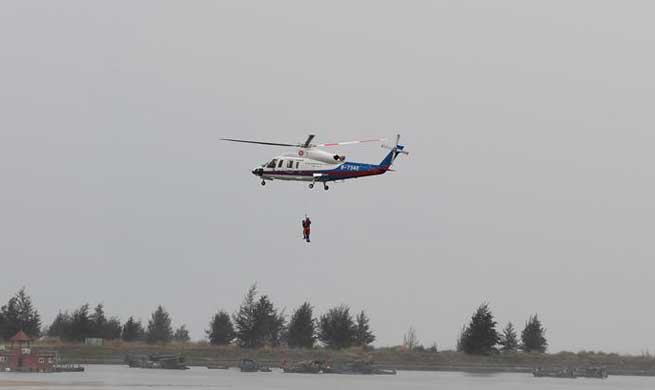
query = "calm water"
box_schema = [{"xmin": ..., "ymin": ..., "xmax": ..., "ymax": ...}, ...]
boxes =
[{"xmin": 2, "ymin": 365, "xmax": 655, "ymax": 390}]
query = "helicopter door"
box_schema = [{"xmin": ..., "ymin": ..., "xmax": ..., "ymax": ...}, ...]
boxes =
[{"xmin": 286, "ymin": 160, "xmax": 295, "ymax": 171}]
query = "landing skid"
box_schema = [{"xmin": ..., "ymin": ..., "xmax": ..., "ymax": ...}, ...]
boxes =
[{"xmin": 308, "ymin": 182, "xmax": 329, "ymax": 190}]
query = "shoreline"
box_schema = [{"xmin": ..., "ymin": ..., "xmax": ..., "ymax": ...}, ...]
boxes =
[
  {"xmin": 3, "ymin": 363, "xmax": 655, "ymax": 377},
  {"xmin": 25, "ymin": 342, "xmax": 654, "ymax": 377},
  {"xmin": 65, "ymin": 361, "xmax": 655, "ymax": 377}
]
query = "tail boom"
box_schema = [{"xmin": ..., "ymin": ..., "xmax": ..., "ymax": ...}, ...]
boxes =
[{"xmin": 379, "ymin": 134, "xmax": 408, "ymax": 168}]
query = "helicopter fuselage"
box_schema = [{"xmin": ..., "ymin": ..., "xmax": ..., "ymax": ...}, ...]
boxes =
[{"xmin": 252, "ymin": 153, "xmax": 387, "ymax": 184}]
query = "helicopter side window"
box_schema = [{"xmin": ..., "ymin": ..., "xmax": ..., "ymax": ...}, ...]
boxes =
[
  {"xmin": 278, "ymin": 159, "xmax": 284, "ymax": 168},
  {"xmin": 287, "ymin": 160, "xmax": 294, "ymax": 169},
  {"xmin": 267, "ymin": 159, "xmax": 277, "ymax": 168},
  {"xmin": 295, "ymin": 161, "xmax": 300, "ymax": 169}
]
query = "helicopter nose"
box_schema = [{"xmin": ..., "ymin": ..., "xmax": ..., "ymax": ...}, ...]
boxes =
[{"xmin": 252, "ymin": 168, "xmax": 264, "ymax": 176}]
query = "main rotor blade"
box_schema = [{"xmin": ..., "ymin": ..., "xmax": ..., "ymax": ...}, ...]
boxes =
[
  {"xmin": 302, "ymin": 134, "xmax": 316, "ymax": 148},
  {"xmin": 220, "ymin": 138, "xmax": 299, "ymax": 147},
  {"xmin": 316, "ymin": 138, "xmax": 386, "ymax": 147}
]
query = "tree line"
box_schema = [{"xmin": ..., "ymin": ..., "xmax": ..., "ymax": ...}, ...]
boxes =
[
  {"xmin": 1, "ymin": 288, "xmax": 548, "ymax": 354},
  {"xmin": 0, "ymin": 286, "xmax": 375, "ymax": 350},
  {"xmin": 48, "ymin": 304, "xmax": 191, "ymax": 344},
  {"xmin": 207, "ymin": 284, "xmax": 375, "ymax": 349},
  {"xmin": 456, "ymin": 303, "xmax": 548, "ymax": 355}
]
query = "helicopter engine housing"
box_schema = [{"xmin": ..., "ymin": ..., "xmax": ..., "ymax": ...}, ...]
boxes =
[{"xmin": 301, "ymin": 149, "xmax": 346, "ymax": 164}]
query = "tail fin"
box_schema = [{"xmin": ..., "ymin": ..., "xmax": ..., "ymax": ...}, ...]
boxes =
[{"xmin": 379, "ymin": 134, "xmax": 408, "ymax": 168}]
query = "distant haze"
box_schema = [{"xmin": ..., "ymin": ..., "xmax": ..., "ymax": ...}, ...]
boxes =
[{"xmin": 1, "ymin": 1, "xmax": 654, "ymax": 354}]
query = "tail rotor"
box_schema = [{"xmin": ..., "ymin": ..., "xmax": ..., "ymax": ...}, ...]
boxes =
[{"xmin": 380, "ymin": 134, "xmax": 408, "ymax": 167}]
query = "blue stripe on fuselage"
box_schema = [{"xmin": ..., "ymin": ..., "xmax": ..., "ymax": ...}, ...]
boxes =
[
  {"xmin": 321, "ymin": 162, "xmax": 387, "ymax": 181},
  {"xmin": 332, "ymin": 162, "xmax": 378, "ymax": 173}
]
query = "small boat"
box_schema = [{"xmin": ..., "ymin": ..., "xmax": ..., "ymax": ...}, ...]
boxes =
[
  {"xmin": 239, "ymin": 359, "xmax": 259, "ymax": 372},
  {"xmin": 579, "ymin": 367, "xmax": 608, "ymax": 379}
]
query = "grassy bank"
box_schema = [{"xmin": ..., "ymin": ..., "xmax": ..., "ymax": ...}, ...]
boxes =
[{"xmin": 33, "ymin": 341, "xmax": 655, "ymax": 376}]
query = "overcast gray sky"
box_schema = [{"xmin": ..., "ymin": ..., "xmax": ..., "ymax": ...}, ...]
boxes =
[{"xmin": 1, "ymin": 1, "xmax": 654, "ymax": 354}]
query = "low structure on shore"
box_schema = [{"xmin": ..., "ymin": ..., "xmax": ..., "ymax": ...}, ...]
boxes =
[
  {"xmin": 0, "ymin": 331, "xmax": 58, "ymax": 373},
  {"xmin": 282, "ymin": 360, "xmax": 327, "ymax": 374},
  {"xmin": 206, "ymin": 364, "xmax": 230, "ymax": 370},
  {"xmin": 328, "ymin": 360, "xmax": 396, "ymax": 375},
  {"xmin": 282, "ymin": 359, "xmax": 396, "ymax": 375},
  {"xmin": 126, "ymin": 354, "xmax": 189, "ymax": 370},
  {"xmin": 533, "ymin": 366, "xmax": 608, "ymax": 379}
]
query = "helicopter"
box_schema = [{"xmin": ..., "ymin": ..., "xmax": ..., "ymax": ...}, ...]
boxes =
[{"xmin": 221, "ymin": 134, "xmax": 407, "ymax": 190}]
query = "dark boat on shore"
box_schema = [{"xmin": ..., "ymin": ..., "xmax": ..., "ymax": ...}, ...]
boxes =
[
  {"xmin": 239, "ymin": 358, "xmax": 258, "ymax": 372},
  {"xmin": 126, "ymin": 354, "xmax": 189, "ymax": 370},
  {"xmin": 238, "ymin": 358, "xmax": 271, "ymax": 373},
  {"xmin": 578, "ymin": 367, "xmax": 608, "ymax": 378},
  {"xmin": 282, "ymin": 360, "xmax": 328, "ymax": 374}
]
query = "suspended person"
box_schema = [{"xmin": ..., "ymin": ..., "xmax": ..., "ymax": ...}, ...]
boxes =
[{"xmin": 302, "ymin": 216, "xmax": 311, "ymax": 243}]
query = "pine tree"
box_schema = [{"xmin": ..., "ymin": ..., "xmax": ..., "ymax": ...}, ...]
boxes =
[
  {"xmin": 459, "ymin": 303, "xmax": 499, "ymax": 355},
  {"xmin": 253, "ymin": 295, "xmax": 286, "ymax": 347},
  {"xmin": 521, "ymin": 314, "xmax": 548, "ymax": 353},
  {"xmin": 354, "ymin": 310, "xmax": 375, "ymax": 347},
  {"xmin": 104, "ymin": 317, "xmax": 122, "ymax": 340},
  {"xmin": 207, "ymin": 310, "xmax": 235, "ymax": 345},
  {"xmin": 318, "ymin": 305, "xmax": 356, "ymax": 349},
  {"xmin": 232, "ymin": 284, "xmax": 285, "ymax": 348},
  {"xmin": 499, "ymin": 322, "xmax": 518, "ymax": 352},
  {"xmin": 233, "ymin": 284, "xmax": 259, "ymax": 348},
  {"xmin": 145, "ymin": 306, "xmax": 173, "ymax": 344},
  {"xmin": 287, "ymin": 302, "xmax": 316, "ymax": 349},
  {"xmin": 89, "ymin": 304, "xmax": 107, "ymax": 338},
  {"xmin": 0, "ymin": 288, "xmax": 42, "ymax": 339},
  {"xmin": 47, "ymin": 311, "xmax": 73, "ymax": 340},
  {"xmin": 70, "ymin": 304, "xmax": 92, "ymax": 341},
  {"xmin": 173, "ymin": 325, "xmax": 190, "ymax": 342},
  {"xmin": 122, "ymin": 317, "xmax": 145, "ymax": 342}
]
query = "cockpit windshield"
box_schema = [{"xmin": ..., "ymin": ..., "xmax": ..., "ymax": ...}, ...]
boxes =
[{"xmin": 267, "ymin": 159, "xmax": 278, "ymax": 168}]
